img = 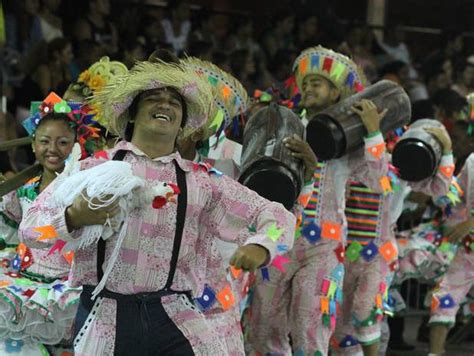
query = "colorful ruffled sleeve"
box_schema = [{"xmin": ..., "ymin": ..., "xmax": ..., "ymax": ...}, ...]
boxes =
[{"xmin": 203, "ymin": 172, "xmax": 296, "ymax": 263}]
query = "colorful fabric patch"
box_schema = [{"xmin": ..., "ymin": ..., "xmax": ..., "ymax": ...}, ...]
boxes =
[
  {"xmin": 379, "ymin": 241, "xmax": 397, "ymax": 262},
  {"xmin": 271, "ymin": 255, "xmax": 290, "ymax": 272},
  {"xmin": 5, "ymin": 339, "xmax": 24, "ymax": 353},
  {"xmin": 266, "ymin": 223, "xmax": 283, "ymax": 242},
  {"xmin": 361, "ymin": 242, "xmax": 378, "ymax": 262},
  {"xmin": 439, "ymin": 165, "xmax": 454, "ymax": 178},
  {"xmin": 367, "ymin": 143, "xmax": 385, "ymax": 160},
  {"xmin": 195, "ymin": 285, "xmax": 217, "ymax": 310},
  {"xmin": 216, "ymin": 285, "xmax": 235, "ymax": 310},
  {"xmin": 302, "ymin": 222, "xmax": 321, "ymax": 244},
  {"xmin": 34, "ymin": 225, "xmax": 58, "ymax": 241},
  {"xmin": 334, "ymin": 244, "xmax": 345, "ymax": 263},
  {"xmin": 339, "ymin": 335, "xmax": 359, "ymax": 348},
  {"xmin": 439, "ymin": 294, "xmax": 456, "ymax": 309},
  {"xmin": 261, "ymin": 267, "xmax": 270, "ymax": 281},
  {"xmin": 321, "ymin": 221, "xmax": 341, "ymax": 241},
  {"xmin": 330, "ymin": 264, "xmax": 344, "ymax": 282},
  {"xmin": 346, "ymin": 242, "xmax": 363, "ymax": 262}
]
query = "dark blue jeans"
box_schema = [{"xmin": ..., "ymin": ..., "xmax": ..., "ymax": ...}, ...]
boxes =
[{"xmin": 77, "ymin": 286, "xmax": 194, "ymax": 356}]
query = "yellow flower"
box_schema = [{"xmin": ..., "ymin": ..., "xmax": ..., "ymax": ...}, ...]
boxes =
[
  {"xmin": 78, "ymin": 70, "xmax": 91, "ymax": 84},
  {"xmin": 88, "ymin": 75, "xmax": 105, "ymax": 92}
]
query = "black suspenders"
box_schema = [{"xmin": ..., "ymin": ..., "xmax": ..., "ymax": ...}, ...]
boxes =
[{"xmin": 96, "ymin": 150, "xmax": 188, "ymax": 293}]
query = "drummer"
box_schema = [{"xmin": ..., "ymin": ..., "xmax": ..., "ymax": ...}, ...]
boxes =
[{"xmin": 246, "ymin": 46, "xmax": 390, "ymax": 355}]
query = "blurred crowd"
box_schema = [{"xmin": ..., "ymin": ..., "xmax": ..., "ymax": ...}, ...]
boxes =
[{"xmin": 0, "ymin": 0, "xmax": 473, "ymax": 172}]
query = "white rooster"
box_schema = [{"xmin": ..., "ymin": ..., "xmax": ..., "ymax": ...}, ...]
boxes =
[{"xmin": 50, "ymin": 144, "xmax": 180, "ymax": 297}]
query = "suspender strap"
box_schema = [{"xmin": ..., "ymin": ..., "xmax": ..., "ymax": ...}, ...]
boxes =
[
  {"xmin": 96, "ymin": 149, "xmax": 188, "ymax": 292},
  {"xmin": 164, "ymin": 161, "xmax": 187, "ymax": 290}
]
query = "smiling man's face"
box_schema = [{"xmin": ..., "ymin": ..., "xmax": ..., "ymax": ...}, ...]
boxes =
[
  {"xmin": 133, "ymin": 87, "xmax": 184, "ymax": 140},
  {"xmin": 301, "ymin": 74, "xmax": 340, "ymax": 113}
]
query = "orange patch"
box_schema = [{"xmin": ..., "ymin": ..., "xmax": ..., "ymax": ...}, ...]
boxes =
[
  {"xmin": 320, "ymin": 296, "xmax": 329, "ymax": 314},
  {"xmin": 379, "ymin": 242, "xmax": 397, "ymax": 262},
  {"xmin": 34, "ymin": 225, "xmax": 58, "ymax": 241},
  {"xmin": 367, "ymin": 143, "xmax": 386, "ymax": 160},
  {"xmin": 216, "ymin": 285, "xmax": 235, "ymax": 311},
  {"xmin": 439, "ymin": 165, "xmax": 454, "ymax": 178},
  {"xmin": 321, "ymin": 221, "xmax": 341, "ymax": 241},
  {"xmin": 230, "ymin": 266, "xmax": 242, "ymax": 279}
]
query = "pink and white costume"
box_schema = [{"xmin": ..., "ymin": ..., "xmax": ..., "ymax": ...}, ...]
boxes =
[
  {"xmin": 430, "ymin": 153, "xmax": 474, "ymax": 326},
  {"xmin": 18, "ymin": 141, "xmax": 296, "ymax": 355}
]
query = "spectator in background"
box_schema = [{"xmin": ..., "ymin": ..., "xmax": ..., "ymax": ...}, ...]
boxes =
[
  {"xmin": 187, "ymin": 39, "xmax": 213, "ymax": 61},
  {"xmin": 226, "ymin": 17, "xmax": 262, "ymax": 56},
  {"xmin": 267, "ymin": 49, "xmax": 297, "ymax": 95},
  {"xmin": 452, "ymin": 56, "xmax": 474, "ymax": 96},
  {"xmin": 230, "ymin": 48, "xmax": 272, "ymax": 94},
  {"xmin": 37, "ymin": 0, "xmax": 63, "ymax": 42},
  {"xmin": 425, "ymin": 69, "xmax": 452, "ymax": 96},
  {"xmin": 142, "ymin": 13, "xmax": 167, "ymax": 53},
  {"xmin": 212, "ymin": 51, "xmax": 231, "ymax": 73},
  {"xmin": 4, "ymin": 0, "xmax": 42, "ymax": 56},
  {"xmin": 378, "ymin": 26, "xmax": 412, "ymax": 65},
  {"xmin": 34, "ymin": 37, "xmax": 73, "ymax": 96},
  {"xmin": 161, "ymin": 0, "xmax": 191, "ymax": 55},
  {"xmin": 14, "ymin": 37, "xmax": 73, "ymax": 108},
  {"xmin": 260, "ymin": 11, "xmax": 296, "ymax": 60},
  {"xmin": 432, "ymin": 88, "xmax": 467, "ymax": 132},
  {"xmin": 410, "ymin": 99, "xmax": 435, "ymax": 123},
  {"xmin": 73, "ymin": 0, "xmax": 118, "ymax": 56},
  {"xmin": 296, "ymin": 14, "xmax": 322, "ymax": 49},
  {"xmin": 346, "ymin": 25, "xmax": 378, "ymax": 83},
  {"xmin": 71, "ymin": 39, "xmax": 104, "ymax": 75},
  {"xmin": 380, "ymin": 60, "xmax": 410, "ymax": 87},
  {"xmin": 119, "ymin": 36, "xmax": 146, "ymax": 69}
]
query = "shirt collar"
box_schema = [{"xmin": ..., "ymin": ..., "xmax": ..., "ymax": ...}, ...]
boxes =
[{"xmin": 112, "ymin": 141, "xmax": 192, "ymax": 172}]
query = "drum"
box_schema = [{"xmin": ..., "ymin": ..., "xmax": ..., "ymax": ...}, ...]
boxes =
[
  {"xmin": 307, "ymin": 80, "xmax": 411, "ymax": 160},
  {"xmin": 239, "ymin": 104, "xmax": 305, "ymax": 210},
  {"xmin": 392, "ymin": 119, "xmax": 445, "ymax": 181}
]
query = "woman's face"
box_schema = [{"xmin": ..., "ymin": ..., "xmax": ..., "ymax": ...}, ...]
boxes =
[{"xmin": 33, "ymin": 120, "xmax": 75, "ymax": 173}]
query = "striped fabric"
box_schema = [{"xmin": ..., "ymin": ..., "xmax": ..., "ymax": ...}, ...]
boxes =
[
  {"xmin": 345, "ymin": 181, "xmax": 382, "ymax": 244},
  {"xmin": 303, "ymin": 162, "xmax": 326, "ymax": 223}
]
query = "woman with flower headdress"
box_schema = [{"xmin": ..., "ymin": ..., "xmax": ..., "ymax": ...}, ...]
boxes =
[
  {"xmin": 17, "ymin": 59, "xmax": 296, "ymax": 355},
  {"xmin": 0, "ymin": 92, "xmax": 102, "ymax": 355}
]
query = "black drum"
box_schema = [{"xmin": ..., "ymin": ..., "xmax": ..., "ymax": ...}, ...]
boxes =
[
  {"xmin": 307, "ymin": 80, "xmax": 411, "ymax": 160},
  {"xmin": 392, "ymin": 119, "xmax": 445, "ymax": 181},
  {"xmin": 239, "ymin": 104, "xmax": 305, "ymax": 210}
]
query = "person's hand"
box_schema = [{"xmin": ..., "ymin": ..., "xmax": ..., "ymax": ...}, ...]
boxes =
[
  {"xmin": 446, "ymin": 218, "xmax": 474, "ymax": 243},
  {"xmin": 284, "ymin": 134, "xmax": 317, "ymax": 181},
  {"xmin": 424, "ymin": 127, "xmax": 452, "ymax": 154},
  {"xmin": 229, "ymin": 244, "xmax": 269, "ymax": 272},
  {"xmin": 65, "ymin": 193, "xmax": 121, "ymax": 231},
  {"xmin": 351, "ymin": 99, "xmax": 388, "ymax": 134}
]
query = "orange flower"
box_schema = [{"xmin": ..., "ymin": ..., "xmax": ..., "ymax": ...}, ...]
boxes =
[
  {"xmin": 88, "ymin": 75, "xmax": 105, "ymax": 92},
  {"xmin": 78, "ymin": 70, "xmax": 91, "ymax": 84}
]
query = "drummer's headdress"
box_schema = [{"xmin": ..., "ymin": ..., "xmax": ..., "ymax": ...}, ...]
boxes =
[
  {"xmin": 292, "ymin": 45, "xmax": 367, "ymax": 99},
  {"xmin": 182, "ymin": 56, "xmax": 249, "ymax": 139}
]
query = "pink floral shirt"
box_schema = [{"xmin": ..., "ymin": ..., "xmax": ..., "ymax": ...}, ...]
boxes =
[{"xmin": 18, "ymin": 140, "xmax": 296, "ymax": 354}]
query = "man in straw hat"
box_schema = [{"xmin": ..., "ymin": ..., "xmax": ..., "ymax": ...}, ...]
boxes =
[
  {"xmin": 18, "ymin": 59, "xmax": 296, "ymax": 355},
  {"xmin": 246, "ymin": 45, "xmax": 390, "ymax": 355}
]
